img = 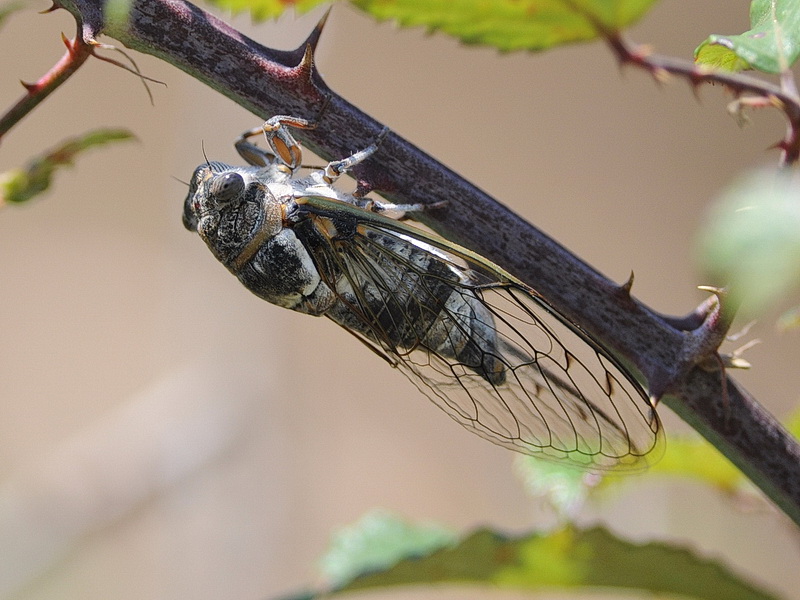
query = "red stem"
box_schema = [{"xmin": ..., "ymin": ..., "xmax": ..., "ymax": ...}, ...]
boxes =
[{"xmin": 0, "ymin": 31, "xmax": 93, "ymax": 142}]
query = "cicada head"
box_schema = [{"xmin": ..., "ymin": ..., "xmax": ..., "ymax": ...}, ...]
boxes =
[{"xmin": 183, "ymin": 162, "xmax": 283, "ymax": 269}]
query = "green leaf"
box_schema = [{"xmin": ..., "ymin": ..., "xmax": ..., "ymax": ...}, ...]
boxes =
[
  {"xmin": 695, "ymin": 0, "xmax": 800, "ymax": 74},
  {"xmin": 0, "ymin": 129, "xmax": 135, "ymax": 206},
  {"xmin": 319, "ymin": 510, "xmax": 457, "ymax": 587},
  {"xmin": 351, "ymin": 0, "xmax": 661, "ymax": 52},
  {"xmin": 204, "ymin": 0, "xmax": 329, "ymax": 20},
  {"xmin": 312, "ymin": 523, "xmax": 779, "ymax": 600},
  {"xmin": 696, "ymin": 169, "xmax": 800, "ymax": 317}
]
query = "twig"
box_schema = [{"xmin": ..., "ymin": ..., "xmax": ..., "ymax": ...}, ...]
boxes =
[
  {"xmin": 606, "ymin": 34, "xmax": 800, "ymax": 167},
  {"xmin": 0, "ymin": 30, "xmax": 92, "ymax": 141},
  {"xmin": 50, "ymin": 0, "xmax": 800, "ymax": 524}
]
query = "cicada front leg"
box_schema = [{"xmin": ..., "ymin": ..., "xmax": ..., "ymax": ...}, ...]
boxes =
[{"xmin": 235, "ymin": 115, "xmax": 316, "ymax": 170}]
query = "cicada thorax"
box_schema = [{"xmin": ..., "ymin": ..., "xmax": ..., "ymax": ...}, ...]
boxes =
[{"xmin": 297, "ymin": 211, "xmax": 507, "ymax": 386}]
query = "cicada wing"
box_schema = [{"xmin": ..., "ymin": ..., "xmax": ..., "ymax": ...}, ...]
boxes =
[
  {"xmin": 408, "ymin": 283, "xmax": 663, "ymax": 469},
  {"xmin": 303, "ymin": 212, "xmax": 662, "ymax": 470}
]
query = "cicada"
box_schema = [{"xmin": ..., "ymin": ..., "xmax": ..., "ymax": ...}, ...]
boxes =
[{"xmin": 182, "ymin": 116, "xmax": 662, "ymax": 470}]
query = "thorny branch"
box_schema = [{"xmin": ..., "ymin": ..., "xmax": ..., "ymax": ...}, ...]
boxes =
[
  {"xmin": 14, "ymin": 0, "xmax": 800, "ymax": 524},
  {"xmin": 0, "ymin": 30, "xmax": 93, "ymax": 141},
  {"xmin": 606, "ymin": 34, "xmax": 800, "ymax": 167}
]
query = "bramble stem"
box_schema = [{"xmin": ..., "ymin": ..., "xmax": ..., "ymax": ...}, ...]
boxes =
[
  {"xmin": 50, "ymin": 0, "xmax": 800, "ymax": 524},
  {"xmin": 606, "ymin": 34, "xmax": 800, "ymax": 167},
  {"xmin": 0, "ymin": 31, "xmax": 93, "ymax": 142}
]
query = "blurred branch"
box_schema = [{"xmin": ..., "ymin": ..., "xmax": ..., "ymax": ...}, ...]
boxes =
[
  {"xmin": 606, "ymin": 34, "xmax": 800, "ymax": 167},
  {"xmin": 53, "ymin": 0, "xmax": 800, "ymax": 524}
]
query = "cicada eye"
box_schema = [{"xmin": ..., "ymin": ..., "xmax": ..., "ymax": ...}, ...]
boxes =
[{"xmin": 209, "ymin": 172, "xmax": 245, "ymax": 203}]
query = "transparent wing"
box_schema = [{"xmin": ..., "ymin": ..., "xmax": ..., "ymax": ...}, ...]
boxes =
[{"xmin": 302, "ymin": 210, "xmax": 663, "ymax": 470}]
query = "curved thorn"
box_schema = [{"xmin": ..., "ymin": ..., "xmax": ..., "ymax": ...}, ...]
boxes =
[
  {"xmin": 689, "ymin": 78, "xmax": 703, "ymax": 102},
  {"xmin": 619, "ymin": 271, "xmax": 634, "ymax": 297},
  {"xmin": 696, "ymin": 284, "xmax": 726, "ymax": 300},
  {"xmin": 40, "ymin": 1, "xmax": 61, "ymax": 13},
  {"xmin": 723, "ymin": 355, "xmax": 753, "ymax": 370},
  {"xmin": 60, "ymin": 32, "xmax": 75, "ymax": 53},
  {"xmin": 20, "ymin": 80, "xmax": 37, "ymax": 93},
  {"xmin": 297, "ymin": 43, "xmax": 315, "ymax": 81},
  {"xmin": 301, "ymin": 6, "xmax": 331, "ymax": 55}
]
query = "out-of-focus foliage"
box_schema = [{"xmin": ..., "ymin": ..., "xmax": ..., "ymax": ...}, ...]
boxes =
[
  {"xmin": 350, "ymin": 0, "xmax": 661, "ymax": 51},
  {"xmin": 205, "ymin": 0, "xmax": 662, "ymax": 52},
  {"xmin": 0, "ymin": 129, "xmax": 134, "ymax": 206},
  {"xmin": 283, "ymin": 512, "xmax": 780, "ymax": 600},
  {"xmin": 319, "ymin": 510, "xmax": 456, "ymax": 587},
  {"xmin": 205, "ymin": 0, "xmax": 327, "ymax": 20},
  {"xmin": 697, "ymin": 169, "xmax": 800, "ymax": 317},
  {"xmin": 696, "ymin": 0, "xmax": 800, "ymax": 73}
]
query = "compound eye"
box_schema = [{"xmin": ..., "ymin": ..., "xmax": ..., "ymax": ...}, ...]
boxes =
[{"xmin": 209, "ymin": 172, "xmax": 245, "ymax": 202}]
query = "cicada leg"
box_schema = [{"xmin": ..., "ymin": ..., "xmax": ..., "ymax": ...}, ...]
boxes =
[
  {"xmin": 235, "ymin": 115, "xmax": 315, "ymax": 170},
  {"xmin": 320, "ymin": 127, "xmax": 387, "ymax": 184},
  {"xmin": 318, "ymin": 128, "xmax": 443, "ymax": 217}
]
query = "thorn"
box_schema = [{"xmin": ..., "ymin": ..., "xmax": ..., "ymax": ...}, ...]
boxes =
[
  {"xmin": 651, "ymin": 66, "xmax": 671, "ymax": 85},
  {"xmin": 725, "ymin": 356, "xmax": 752, "ymax": 369},
  {"xmin": 40, "ymin": 1, "xmax": 62, "ymax": 13},
  {"xmin": 697, "ymin": 285, "xmax": 726, "ymax": 300},
  {"xmin": 683, "ymin": 285, "xmax": 738, "ymax": 367},
  {"xmin": 302, "ymin": 6, "xmax": 331, "ymax": 55},
  {"xmin": 619, "ymin": 271, "xmax": 634, "ymax": 297},
  {"xmin": 296, "ymin": 44, "xmax": 315, "ymax": 82},
  {"xmin": 61, "ymin": 32, "xmax": 76, "ymax": 53},
  {"xmin": 688, "ymin": 75, "xmax": 705, "ymax": 102},
  {"xmin": 20, "ymin": 80, "xmax": 37, "ymax": 93}
]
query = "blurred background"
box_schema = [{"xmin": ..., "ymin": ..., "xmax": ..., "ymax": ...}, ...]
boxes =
[{"xmin": 1, "ymin": 1, "xmax": 798, "ymax": 598}]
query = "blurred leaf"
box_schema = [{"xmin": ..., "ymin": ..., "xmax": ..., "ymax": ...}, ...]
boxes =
[
  {"xmin": 514, "ymin": 455, "xmax": 599, "ymax": 518},
  {"xmin": 695, "ymin": 0, "xmax": 800, "ymax": 73},
  {"xmin": 350, "ymin": 0, "xmax": 661, "ymax": 52},
  {"xmin": 204, "ymin": 0, "xmax": 328, "ymax": 20},
  {"xmin": 309, "ymin": 523, "xmax": 780, "ymax": 600},
  {"xmin": 647, "ymin": 434, "xmax": 745, "ymax": 492},
  {"xmin": 319, "ymin": 510, "xmax": 456, "ymax": 587},
  {"xmin": 694, "ymin": 41, "xmax": 752, "ymax": 72},
  {"xmin": 696, "ymin": 169, "xmax": 800, "ymax": 317},
  {"xmin": 0, "ymin": 129, "xmax": 134, "ymax": 206},
  {"xmin": 0, "ymin": 0, "xmax": 25, "ymax": 29}
]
